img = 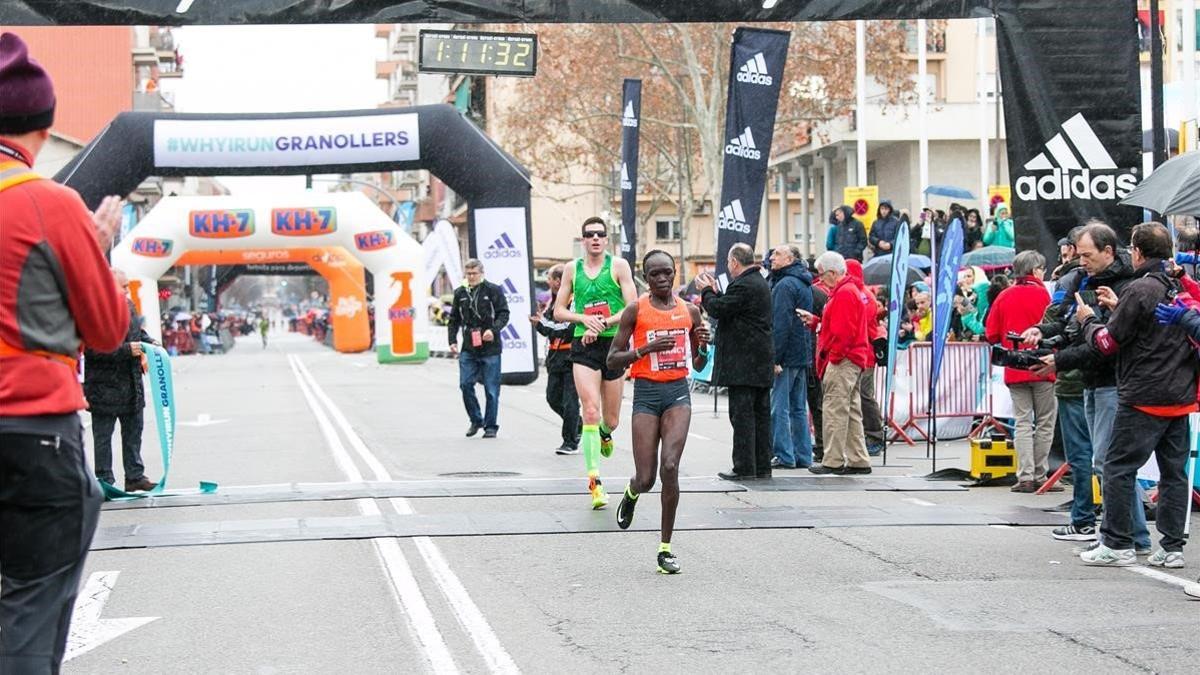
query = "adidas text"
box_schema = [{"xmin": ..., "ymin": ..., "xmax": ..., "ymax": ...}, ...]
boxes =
[
  {"xmin": 622, "ymin": 116, "xmax": 638, "ymax": 128},
  {"xmin": 1015, "ymin": 168, "xmax": 1138, "ymax": 201},
  {"xmin": 717, "ymin": 215, "xmax": 751, "ymax": 234},
  {"xmin": 725, "ymin": 142, "xmax": 762, "ymax": 160},
  {"xmin": 737, "ymin": 71, "xmax": 773, "ymax": 86},
  {"xmin": 484, "ymin": 249, "xmax": 522, "ymax": 259}
]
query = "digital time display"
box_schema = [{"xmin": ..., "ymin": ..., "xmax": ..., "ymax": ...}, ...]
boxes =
[{"xmin": 419, "ymin": 30, "xmax": 537, "ymax": 77}]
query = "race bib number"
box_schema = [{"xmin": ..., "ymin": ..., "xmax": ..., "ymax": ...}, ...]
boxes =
[
  {"xmin": 583, "ymin": 300, "xmax": 612, "ymax": 319},
  {"xmin": 646, "ymin": 328, "xmax": 689, "ymax": 372}
]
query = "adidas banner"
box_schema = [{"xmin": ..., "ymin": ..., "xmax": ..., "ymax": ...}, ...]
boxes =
[
  {"xmin": 473, "ymin": 207, "xmax": 536, "ymax": 378},
  {"xmin": 996, "ymin": 0, "xmax": 1142, "ymax": 259},
  {"xmin": 620, "ymin": 79, "xmax": 641, "ymax": 269},
  {"xmin": 715, "ymin": 28, "xmax": 789, "ymax": 279}
]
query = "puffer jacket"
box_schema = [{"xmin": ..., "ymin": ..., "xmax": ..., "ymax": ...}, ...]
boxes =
[{"xmin": 769, "ymin": 260, "xmax": 814, "ymax": 368}]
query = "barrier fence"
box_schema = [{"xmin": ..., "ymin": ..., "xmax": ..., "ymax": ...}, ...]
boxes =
[{"xmin": 881, "ymin": 342, "xmax": 1005, "ymax": 445}]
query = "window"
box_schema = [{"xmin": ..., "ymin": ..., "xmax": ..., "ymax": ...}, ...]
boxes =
[{"xmin": 655, "ymin": 218, "xmax": 681, "ymax": 242}]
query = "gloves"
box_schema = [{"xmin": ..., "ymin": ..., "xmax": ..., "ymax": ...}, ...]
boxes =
[{"xmin": 1155, "ymin": 300, "xmax": 1189, "ymax": 326}]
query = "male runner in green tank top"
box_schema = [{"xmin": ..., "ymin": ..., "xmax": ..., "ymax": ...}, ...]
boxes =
[{"xmin": 554, "ymin": 216, "xmax": 638, "ymax": 509}]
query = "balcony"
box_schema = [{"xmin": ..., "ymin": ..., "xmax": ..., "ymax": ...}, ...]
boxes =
[
  {"xmin": 376, "ymin": 60, "xmax": 398, "ymax": 79},
  {"xmin": 375, "ymin": 24, "xmax": 392, "ymax": 39}
]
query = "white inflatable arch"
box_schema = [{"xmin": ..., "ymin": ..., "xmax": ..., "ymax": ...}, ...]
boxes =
[{"xmin": 111, "ymin": 192, "xmax": 428, "ymax": 363}]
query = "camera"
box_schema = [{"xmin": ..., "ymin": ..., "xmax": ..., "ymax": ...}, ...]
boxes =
[{"xmin": 990, "ymin": 331, "xmax": 1064, "ymax": 370}]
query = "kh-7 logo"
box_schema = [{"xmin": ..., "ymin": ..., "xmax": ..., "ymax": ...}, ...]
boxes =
[
  {"xmin": 131, "ymin": 237, "xmax": 173, "ymax": 257},
  {"xmin": 271, "ymin": 207, "xmax": 337, "ymax": 236},
  {"xmin": 189, "ymin": 209, "xmax": 254, "ymax": 238}
]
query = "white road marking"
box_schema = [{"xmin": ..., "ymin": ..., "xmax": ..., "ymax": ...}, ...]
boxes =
[
  {"xmin": 292, "ymin": 355, "xmax": 519, "ymax": 674},
  {"xmin": 902, "ymin": 497, "xmax": 937, "ymax": 507},
  {"xmin": 989, "ymin": 524, "xmax": 1014, "ymax": 529},
  {"xmin": 1125, "ymin": 565, "xmax": 1193, "ymax": 589},
  {"xmin": 288, "ymin": 355, "xmax": 458, "ymax": 674},
  {"xmin": 687, "ymin": 432, "xmax": 711, "ymax": 441},
  {"xmin": 179, "ymin": 413, "xmax": 230, "ymax": 427},
  {"xmin": 64, "ymin": 571, "xmax": 158, "ymax": 662}
]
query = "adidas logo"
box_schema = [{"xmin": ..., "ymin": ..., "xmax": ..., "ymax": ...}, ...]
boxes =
[
  {"xmin": 717, "ymin": 199, "xmax": 751, "ymax": 234},
  {"xmin": 622, "ymin": 101, "xmax": 638, "ymax": 128},
  {"xmin": 736, "ymin": 53, "xmax": 773, "ymax": 86},
  {"xmin": 724, "ymin": 126, "xmax": 762, "ymax": 160},
  {"xmin": 500, "ymin": 277, "xmax": 526, "ymax": 304},
  {"xmin": 620, "ymin": 163, "xmax": 633, "ymax": 190},
  {"xmin": 501, "ymin": 323, "xmax": 528, "ymax": 349},
  {"xmin": 484, "ymin": 232, "xmax": 522, "ymax": 259},
  {"xmin": 1016, "ymin": 113, "xmax": 1138, "ymax": 202}
]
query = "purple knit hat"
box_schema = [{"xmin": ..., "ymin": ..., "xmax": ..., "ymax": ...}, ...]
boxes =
[{"xmin": 0, "ymin": 32, "xmax": 55, "ymax": 134}]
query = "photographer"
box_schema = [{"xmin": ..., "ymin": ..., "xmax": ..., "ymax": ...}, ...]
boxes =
[
  {"xmin": 1025, "ymin": 222, "xmax": 1140, "ymax": 545},
  {"xmin": 1076, "ymin": 222, "xmax": 1198, "ymax": 569},
  {"xmin": 985, "ymin": 250, "xmax": 1055, "ymax": 493}
]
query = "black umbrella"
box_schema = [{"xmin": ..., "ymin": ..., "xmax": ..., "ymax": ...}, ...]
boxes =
[
  {"xmin": 1119, "ymin": 149, "xmax": 1200, "ymax": 215},
  {"xmin": 863, "ymin": 263, "xmax": 923, "ymax": 287}
]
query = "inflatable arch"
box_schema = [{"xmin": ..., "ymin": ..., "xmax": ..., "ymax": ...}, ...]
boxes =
[
  {"xmin": 112, "ymin": 192, "xmax": 425, "ymax": 362},
  {"xmin": 57, "ymin": 105, "xmax": 537, "ymax": 382}
]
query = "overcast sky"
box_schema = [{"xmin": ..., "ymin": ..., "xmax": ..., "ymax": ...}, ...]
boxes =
[{"xmin": 173, "ymin": 25, "xmax": 389, "ymax": 195}]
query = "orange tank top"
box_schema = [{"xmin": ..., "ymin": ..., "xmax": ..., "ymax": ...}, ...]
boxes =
[{"xmin": 630, "ymin": 294, "xmax": 692, "ymax": 382}]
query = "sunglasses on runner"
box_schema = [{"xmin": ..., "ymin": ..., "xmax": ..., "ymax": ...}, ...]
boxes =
[{"xmin": 582, "ymin": 231, "xmax": 607, "ymax": 239}]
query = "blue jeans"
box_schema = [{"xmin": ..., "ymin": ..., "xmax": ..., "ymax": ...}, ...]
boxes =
[
  {"xmin": 771, "ymin": 366, "xmax": 812, "ymax": 467},
  {"xmin": 1057, "ymin": 397, "xmax": 1095, "ymax": 527},
  {"xmin": 459, "ymin": 351, "xmax": 501, "ymax": 431},
  {"xmin": 1086, "ymin": 386, "xmax": 1150, "ymax": 549}
]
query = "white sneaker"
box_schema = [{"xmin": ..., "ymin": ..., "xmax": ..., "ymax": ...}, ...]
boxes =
[
  {"xmin": 1184, "ymin": 581, "xmax": 1200, "ymax": 600},
  {"xmin": 1080, "ymin": 544, "xmax": 1136, "ymax": 567},
  {"xmin": 1147, "ymin": 549, "xmax": 1185, "ymax": 569}
]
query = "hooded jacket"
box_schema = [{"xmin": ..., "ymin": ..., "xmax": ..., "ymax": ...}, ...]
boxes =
[
  {"xmin": 983, "ymin": 208, "xmax": 1015, "ymax": 248},
  {"xmin": 816, "ymin": 272, "xmax": 873, "ymax": 377},
  {"xmin": 985, "ymin": 275, "xmax": 1055, "ymax": 386},
  {"xmin": 833, "ymin": 205, "xmax": 867, "ymax": 261},
  {"xmin": 868, "ymin": 201, "xmax": 900, "ymax": 256},
  {"xmin": 1084, "ymin": 259, "xmax": 1199, "ymax": 408},
  {"xmin": 769, "ymin": 260, "xmax": 814, "ymax": 368}
]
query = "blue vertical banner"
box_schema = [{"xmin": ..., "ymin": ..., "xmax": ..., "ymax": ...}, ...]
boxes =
[
  {"xmin": 885, "ymin": 221, "xmax": 911, "ymax": 409},
  {"xmin": 715, "ymin": 27, "xmax": 790, "ymax": 280},
  {"xmin": 930, "ymin": 219, "xmax": 964, "ymax": 406},
  {"xmin": 619, "ymin": 79, "xmax": 641, "ymax": 269}
]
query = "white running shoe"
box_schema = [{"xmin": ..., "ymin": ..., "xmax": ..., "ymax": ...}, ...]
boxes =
[
  {"xmin": 1184, "ymin": 581, "xmax": 1200, "ymax": 599},
  {"xmin": 1147, "ymin": 549, "xmax": 1185, "ymax": 569},
  {"xmin": 1080, "ymin": 544, "xmax": 1136, "ymax": 567}
]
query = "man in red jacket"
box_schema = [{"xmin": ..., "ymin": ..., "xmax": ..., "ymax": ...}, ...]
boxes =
[
  {"xmin": 985, "ymin": 250, "xmax": 1056, "ymax": 492},
  {"xmin": 0, "ymin": 32, "xmax": 129, "ymax": 672},
  {"xmin": 801, "ymin": 252, "xmax": 874, "ymax": 474}
]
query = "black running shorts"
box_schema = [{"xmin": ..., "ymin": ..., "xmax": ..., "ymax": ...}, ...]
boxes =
[
  {"xmin": 570, "ymin": 336, "xmax": 625, "ymax": 381},
  {"xmin": 631, "ymin": 378, "xmax": 691, "ymax": 417}
]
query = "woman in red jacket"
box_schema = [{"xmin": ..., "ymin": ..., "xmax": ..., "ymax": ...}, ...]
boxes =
[{"xmin": 985, "ymin": 250, "xmax": 1056, "ymax": 492}]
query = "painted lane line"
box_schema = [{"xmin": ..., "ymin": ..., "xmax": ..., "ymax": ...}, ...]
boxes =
[
  {"xmin": 1124, "ymin": 565, "xmax": 1193, "ymax": 589},
  {"xmin": 293, "ymin": 356, "xmax": 519, "ymax": 674},
  {"xmin": 902, "ymin": 497, "xmax": 937, "ymax": 507},
  {"xmin": 687, "ymin": 432, "xmax": 711, "ymax": 441},
  {"xmin": 288, "ymin": 355, "xmax": 458, "ymax": 674},
  {"xmin": 64, "ymin": 571, "xmax": 158, "ymax": 662}
]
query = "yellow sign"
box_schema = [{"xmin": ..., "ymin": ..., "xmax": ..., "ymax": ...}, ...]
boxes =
[
  {"xmin": 988, "ymin": 184, "xmax": 1012, "ymax": 213},
  {"xmin": 843, "ymin": 185, "xmax": 879, "ymax": 232}
]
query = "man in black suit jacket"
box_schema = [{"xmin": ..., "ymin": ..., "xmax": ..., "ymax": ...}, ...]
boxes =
[{"xmin": 697, "ymin": 243, "xmax": 775, "ymax": 480}]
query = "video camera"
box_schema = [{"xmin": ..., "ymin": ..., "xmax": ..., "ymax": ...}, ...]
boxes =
[{"xmin": 990, "ymin": 331, "xmax": 1065, "ymax": 370}]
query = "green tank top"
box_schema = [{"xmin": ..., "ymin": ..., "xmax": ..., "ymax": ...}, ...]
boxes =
[{"xmin": 572, "ymin": 254, "xmax": 625, "ymax": 338}]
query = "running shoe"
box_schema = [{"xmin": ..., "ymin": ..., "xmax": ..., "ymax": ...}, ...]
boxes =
[
  {"xmin": 657, "ymin": 550, "xmax": 680, "ymax": 575},
  {"xmin": 616, "ymin": 487, "xmax": 638, "ymax": 529},
  {"xmin": 600, "ymin": 429, "xmax": 614, "ymax": 458},
  {"xmin": 1147, "ymin": 549, "xmax": 1185, "ymax": 569},
  {"xmin": 1080, "ymin": 544, "xmax": 1136, "ymax": 567},
  {"xmin": 589, "ymin": 477, "xmax": 609, "ymax": 510},
  {"xmin": 1051, "ymin": 524, "xmax": 1097, "ymax": 541},
  {"xmin": 555, "ymin": 445, "xmax": 580, "ymax": 456},
  {"xmin": 1185, "ymin": 580, "xmax": 1200, "ymax": 600}
]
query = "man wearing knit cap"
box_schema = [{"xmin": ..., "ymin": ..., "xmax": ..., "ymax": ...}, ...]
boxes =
[{"xmin": 0, "ymin": 31, "xmax": 130, "ymax": 673}]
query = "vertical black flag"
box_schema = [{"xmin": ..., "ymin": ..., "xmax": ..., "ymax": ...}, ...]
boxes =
[
  {"xmin": 619, "ymin": 79, "xmax": 641, "ymax": 268},
  {"xmin": 715, "ymin": 27, "xmax": 790, "ymax": 281}
]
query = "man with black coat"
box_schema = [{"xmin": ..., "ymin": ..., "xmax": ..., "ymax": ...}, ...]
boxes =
[
  {"xmin": 696, "ymin": 243, "xmax": 774, "ymax": 480},
  {"xmin": 531, "ymin": 264, "xmax": 579, "ymax": 455},
  {"xmin": 1027, "ymin": 222, "xmax": 1149, "ymax": 547},
  {"xmin": 448, "ymin": 258, "xmax": 510, "ymax": 438},
  {"xmin": 867, "ymin": 200, "xmax": 900, "ymax": 257},
  {"xmin": 1077, "ymin": 222, "xmax": 1199, "ymax": 568},
  {"xmin": 832, "ymin": 205, "xmax": 867, "ymax": 262},
  {"xmin": 84, "ymin": 270, "xmax": 157, "ymax": 493},
  {"xmin": 767, "ymin": 244, "xmax": 814, "ymax": 469}
]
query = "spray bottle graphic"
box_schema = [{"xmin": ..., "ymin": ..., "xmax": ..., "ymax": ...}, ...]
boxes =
[{"xmin": 389, "ymin": 271, "xmax": 415, "ymax": 356}]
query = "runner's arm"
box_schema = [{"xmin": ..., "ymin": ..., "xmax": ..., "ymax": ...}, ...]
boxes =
[
  {"xmin": 612, "ymin": 258, "xmax": 639, "ymax": 327},
  {"xmin": 688, "ymin": 304, "xmax": 710, "ymax": 372},
  {"xmin": 606, "ymin": 303, "xmax": 641, "ymax": 372},
  {"xmin": 552, "ymin": 263, "xmax": 587, "ymax": 324}
]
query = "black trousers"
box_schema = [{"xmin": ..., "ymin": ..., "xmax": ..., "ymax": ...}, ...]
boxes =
[
  {"xmin": 808, "ymin": 369, "xmax": 824, "ymax": 458},
  {"xmin": 728, "ymin": 385, "xmax": 772, "ymax": 476},
  {"xmin": 90, "ymin": 409, "xmax": 146, "ymax": 484},
  {"xmin": 858, "ymin": 367, "xmax": 885, "ymax": 445},
  {"xmin": 1099, "ymin": 404, "xmax": 1191, "ymax": 552},
  {"xmin": 0, "ymin": 417, "xmax": 101, "ymax": 674},
  {"xmin": 546, "ymin": 367, "xmax": 580, "ymax": 448}
]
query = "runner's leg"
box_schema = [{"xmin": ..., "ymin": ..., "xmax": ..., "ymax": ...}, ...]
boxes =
[
  {"xmin": 574, "ymin": 363, "xmax": 607, "ymax": 507},
  {"xmin": 599, "ymin": 376, "xmax": 625, "ymax": 456},
  {"xmin": 657, "ymin": 404, "xmax": 691, "ymax": 544}
]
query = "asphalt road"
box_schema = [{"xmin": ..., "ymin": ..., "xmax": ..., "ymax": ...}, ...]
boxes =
[{"xmin": 66, "ymin": 332, "xmax": 1200, "ymax": 674}]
